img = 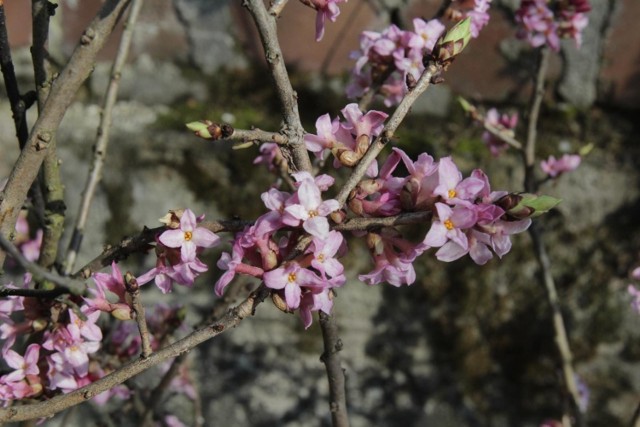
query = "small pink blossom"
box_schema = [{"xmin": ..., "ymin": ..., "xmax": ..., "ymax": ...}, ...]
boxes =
[
  {"xmin": 159, "ymin": 209, "xmax": 220, "ymax": 262},
  {"xmin": 540, "ymin": 154, "xmax": 581, "ymax": 177},
  {"xmin": 263, "ymin": 262, "xmax": 324, "ymax": 310},
  {"xmin": 283, "ymin": 173, "xmax": 339, "ymax": 239}
]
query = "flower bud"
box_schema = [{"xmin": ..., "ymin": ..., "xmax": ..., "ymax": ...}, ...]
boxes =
[
  {"xmin": 434, "ymin": 17, "xmax": 472, "ymax": 65},
  {"xmin": 112, "ymin": 307, "xmax": 132, "ymax": 321},
  {"xmin": 158, "ymin": 209, "xmax": 184, "ymax": 228},
  {"xmin": 186, "ymin": 120, "xmax": 213, "ymax": 139},
  {"xmin": 271, "ymin": 292, "xmax": 292, "ymax": 313},
  {"xmin": 499, "ymin": 193, "xmax": 561, "ymax": 220}
]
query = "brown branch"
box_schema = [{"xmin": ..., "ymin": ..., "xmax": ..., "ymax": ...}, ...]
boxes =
[
  {"xmin": 524, "ymin": 46, "xmax": 550, "ymax": 193},
  {"xmin": 32, "ymin": 0, "xmax": 66, "ymax": 270},
  {"xmin": 0, "ymin": 285, "xmax": 270, "ymax": 422},
  {"xmin": 336, "ymin": 60, "xmax": 441, "ymax": 207},
  {"xmin": 319, "ymin": 311, "xmax": 349, "ymax": 427},
  {"xmin": 0, "ymin": 233, "xmax": 86, "ymax": 295},
  {"xmin": 244, "ymin": 0, "xmax": 312, "ymax": 173},
  {"xmin": 64, "ymin": 0, "xmax": 144, "ymax": 275},
  {"xmin": 0, "ymin": 0, "xmax": 131, "ymax": 268}
]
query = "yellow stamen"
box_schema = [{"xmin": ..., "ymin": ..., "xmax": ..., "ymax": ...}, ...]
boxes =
[
  {"xmin": 308, "ymin": 210, "xmax": 318, "ymax": 218},
  {"xmin": 317, "ymin": 254, "xmax": 325, "ymax": 262},
  {"xmin": 448, "ymin": 189, "xmax": 457, "ymax": 199},
  {"xmin": 444, "ymin": 219, "xmax": 454, "ymax": 230},
  {"xmin": 288, "ymin": 273, "xmax": 297, "ymax": 283},
  {"xmin": 184, "ymin": 231, "xmax": 193, "ymax": 241}
]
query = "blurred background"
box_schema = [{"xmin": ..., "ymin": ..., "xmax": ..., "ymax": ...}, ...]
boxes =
[{"xmin": 1, "ymin": 0, "xmax": 640, "ymax": 425}]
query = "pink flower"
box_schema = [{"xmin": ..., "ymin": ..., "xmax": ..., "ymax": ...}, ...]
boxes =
[
  {"xmin": 433, "ymin": 157, "xmax": 484, "ymax": 205},
  {"xmin": 283, "ymin": 173, "xmax": 339, "ymax": 239},
  {"xmin": 309, "ymin": 231, "xmax": 346, "ymax": 280},
  {"xmin": 410, "ymin": 18, "xmax": 445, "ymax": 51},
  {"xmin": 540, "ymin": 154, "xmax": 581, "ymax": 177},
  {"xmin": 299, "ymin": 289, "xmax": 334, "ymax": 329},
  {"xmin": 263, "ymin": 262, "xmax": 324, "ymax": 310},
  {"xmin": 159, "ymin": 209, "xmax": 220, "ymax": 262},
  {"xmin": 3, "ymin": 344, "xmax": 40, "ymax": 383},
  {"xmin": 423, "ymin": 203, "xmax": 478, "ymax": 250}
]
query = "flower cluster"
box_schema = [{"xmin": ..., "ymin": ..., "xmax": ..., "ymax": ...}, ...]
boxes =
[
  {"xmin": 0, "ymin": 267, "xmax": 191, "ymax": 409},
  {"xmin": 356, "ymin": 148, "xmax": 532, "ymax": 273},
  {"xmin": 482, "ymin": 108, "xmax": 518, "ymax": 157},
  {"xmin": 138, "ymin": 209, "xmax": 220, "ymax": 293},
  {"xmin": 346, "ymin": 18, "xmax": 445, "ymax": 106},
  {"xmin": 240, "ymin": 105, "xmax": 534, "ymax": 326},
  {"xmin": 515, "ymin": 0, "xmax": 591, "ymax": 51},
  {"xmin": 215, "ymin": 172, "xmax": 346, "ymax": 328}
]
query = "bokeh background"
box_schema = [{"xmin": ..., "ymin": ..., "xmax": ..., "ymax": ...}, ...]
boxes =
[{"xmin": 1, "ymin": 0, "xmax": 640, "ymax": 425}]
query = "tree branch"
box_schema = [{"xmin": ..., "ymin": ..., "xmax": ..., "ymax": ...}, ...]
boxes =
[
  {"xmin": 32, "ymin": 0, "xmax": 67, "ymax": 270},
  {"xmin": 0, "ymin": 0, "xmax": 131, "ymax": 267},
  {"xmin": 319, "ymin": 311, "xmax": 350, "ymax": 427},
  {"xmin": 64, "ymin": 0, "xmax": 144, "ymax": 275},
  {"xmin": 244, "ymin": 0, "xmax": 312, "ymax": 173},
  {"xmin": 0, "ymin": 233, "xmax": 86, "ymax": 295}
]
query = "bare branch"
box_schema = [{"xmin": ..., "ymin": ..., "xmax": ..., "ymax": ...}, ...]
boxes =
[
  {"xmin": 64, "ymin": 0, "xmax": 144, "ymax": 274},
  {"xmin": 319, "ymin": 311, "xmax": 350, "ymax": 427},
  {"xmin": 0, "ymin": 233, "xmax": 86, "ymax": 295},
  {"xmin": 244, "ymin": 0, "xmax": 312, "ymax": 173},
  {"xmin": 0, "ymin": 0, "xmax": 131, "ymax": 267},
  {"xmin": 32, "ymin": 0, "xmax": 66, "ymax": 270}
]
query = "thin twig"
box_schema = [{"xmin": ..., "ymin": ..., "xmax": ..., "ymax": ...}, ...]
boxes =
[
  {"xmin": 32, "ymin": 0, "xmax": 66, "ymax": 270},
  {"xmin": 0, "ymin": 0, "xmax": 130, "ymax": 268},
  {"xmin": 0, "ymin": 286, "xmax": 66, "ymax": 299},
  {"xmin": 524, "ymin": 47, "xmax": 550, "ymax": 193},
  {"xmin": 336, "ymin": 61, "xmax": 441, "ymax": 207},
  {"xmin": 223, "ymin": 127, "xmax": 288, "ymax": 145},
  {"xmin": 523, "ymin": 46, "xmax": 582, "ymax": 426},
  {"xmin": 125, "ymin": 273, "xmax": 152, "ymax": 358},
  {"xmin": 0, "ymin": 233, "xmax": 86, "ymax": 295},
  {"xmin": 244, "ymin": 0, "xmax": 312, "ymax": 173},
  {"xmin": 0, "ymin": 285, "xmax": 270, "ymax": 422},
  {"xmin": 64, "ymin": 0, "xmax": 145, "ymax": 275}
]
